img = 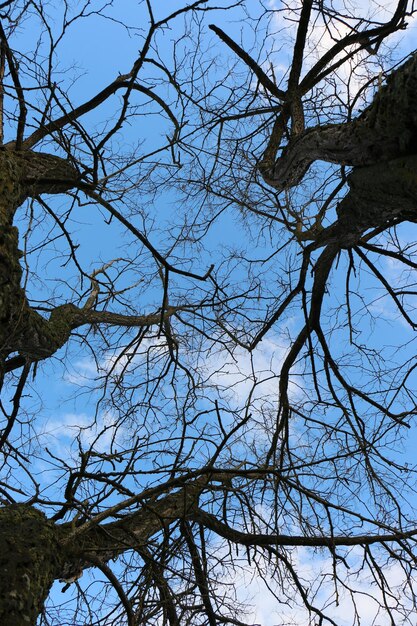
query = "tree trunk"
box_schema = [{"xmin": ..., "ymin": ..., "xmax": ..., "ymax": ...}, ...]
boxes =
[
  {"xmin": 0, "ymin": 505, "xmax": 62, "ymax": 626},
  {"xmin": 309, "ymin": 154, "xmax": 417, "ymax": 248},
  {"xmin": 0, "ymin": 483, "xmax": 204, "ymax": 624},
  {"xmin": 261, "ymin": 51, "xmax": 417, "ymax": 190},
  {"xmin": 0, "ymin": 149, "xmax": 80, "ymax": 377}
]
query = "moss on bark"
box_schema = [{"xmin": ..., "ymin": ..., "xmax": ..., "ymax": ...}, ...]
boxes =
[
  {"xmin": 0, "ymin": 149, "xmax": 79, "ymax": 373},
  {"xmin": 0, "ymin": 504, "xmax": 62, "ymax": 626}
]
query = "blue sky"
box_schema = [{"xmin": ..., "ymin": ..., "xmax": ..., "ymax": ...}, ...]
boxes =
[{"xmin": 3, "ymin": 1, "xmax": 417, "ymax": 624}]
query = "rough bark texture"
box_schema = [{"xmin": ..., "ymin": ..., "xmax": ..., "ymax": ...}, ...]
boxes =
[
  {"xmin": 0, "ymin": 484, "xmax": 203, "ymax": 625},
  {"xmin": 260, "ymin": 51, "xmax": 417, "ymax": 191},
  {"xmin": 311, "ymin": 154, "xmax": 417, "ymax": 248},
  {"xmin": 0, "ymin": 505, "xmax": 62, "ymax": 626},
  {"xmin": 0, "ymin": 149, "xmax": 80, "ymax": 374},
  {"xmin": 58, "ymin": 480, "xmax": 204, "ymax": 578}
]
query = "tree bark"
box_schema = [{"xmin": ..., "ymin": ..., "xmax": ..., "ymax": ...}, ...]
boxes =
[
  {"xmin": 260, "ymin": 51, "xmax": 417, "ymax": 190},
  {"xmin": 307, "ymin": 154, "xmax": 417, "ymax": 248},
  {"xmin": 0, "ymin": 148, "xmax": 183, "ymax": 378},
  {"xmin": 0, "ymin": 149, "xmax": 80, "ymax": 377},
  {"xmin": 0, "ymin": 483, "xmax": 204, "ymax": 625},
  {"xmin": 2, "ymin": 482, "xmax": 417, "ymax": 624},
  {"xmin": 257, "ymin": 52, "xmax": 417, "ymax": 247},
  {"xmin": 0, "ymin": 505, "xmax": 62, "ymax": 626}
]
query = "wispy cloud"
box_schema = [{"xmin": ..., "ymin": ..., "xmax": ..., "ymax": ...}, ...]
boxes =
[
  {"xmin": 217, "ymin": 542, "xmax": 417, "ymax": 625},
  {"xmin": 40, "ymin": 409, "xmax": 124, "ymax": 460}
]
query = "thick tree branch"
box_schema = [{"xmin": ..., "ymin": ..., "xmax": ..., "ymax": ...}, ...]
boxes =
[
  {"xmin": 262, "ymin": 51, "xmax": 417, "ymax": 190},
  {"xmin": 300, "ymin": 0, "xmax": 408, "ymax": 93},
  {"xmin": 191, "ymin": 508, "xmax": 417, "ymax": 548},
  {"xmin": 59, "ymin": 479, "xmax": 207, "ymax": 578},
  {"xmin": 208, "ymin": 24, "xmax": 286, "ymax": 100},
  {"xmin": 0, "ymin": 22, "xmax": 27, "ymax": 148},
  {"xmin": 286, "ymin": 0, "xmax": 313, "ymax": 135},
  {"xmin": 4, "ymin": 301, "xmax": 186, "ymax": 368}
]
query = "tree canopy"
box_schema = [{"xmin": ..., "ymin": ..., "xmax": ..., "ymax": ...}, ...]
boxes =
[{"xmin": 1, "ymin": 1, "xmax": 417, "ymax": 625}]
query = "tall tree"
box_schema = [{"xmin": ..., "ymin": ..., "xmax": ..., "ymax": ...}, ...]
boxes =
[{"xmin": 1, "ymin": 1, "xmax": 417, "ymax": 624}]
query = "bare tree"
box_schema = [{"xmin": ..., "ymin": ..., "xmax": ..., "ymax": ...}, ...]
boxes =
[{"xmin": 1, "ymin": 1, "xmax": 417, "ymax": 625}]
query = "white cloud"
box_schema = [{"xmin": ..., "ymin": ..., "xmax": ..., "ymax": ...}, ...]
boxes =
[
  {"xmin": 64, "ymin": 356, "xmax": 99, "ymax": 385},
  {"xmin": 203, "ymin": 335, "xmax": 286, "ymax": 401},
  {"xmin": 267, "ymin": 0, "xmax": 417, "ymax": 114},
  {"xmin": 40, "ymin": 409, "xmax": 124, "ymax": 459},
  {"xmin": 223, "ymin": 544, "xmax": 417, "ymax": 625}
]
